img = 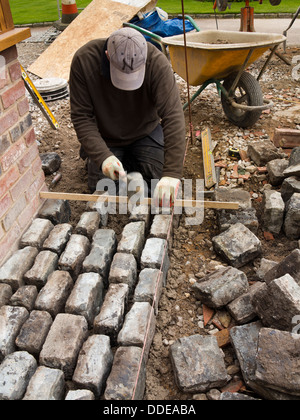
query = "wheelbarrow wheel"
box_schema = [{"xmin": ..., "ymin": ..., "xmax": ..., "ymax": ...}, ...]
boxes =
[{"xmin": 221, "ymin": 71, "xmax": 264, "ymax": 128}]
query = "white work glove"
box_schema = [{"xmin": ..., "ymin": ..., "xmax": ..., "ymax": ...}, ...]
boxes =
[
  {"xmin": 101, "ymin": 156, "xmax": 126, "ymax": 181},
  {"xmin": 153, "ymin": 177, "xmax": 181, "ymax": 208}
]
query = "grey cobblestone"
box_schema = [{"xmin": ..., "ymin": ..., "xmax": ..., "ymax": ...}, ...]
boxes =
[
  {"xmin": 20, "ymin": 218, "xmax": 54, "ymax": 249},
  {"xmin": 58, "ymin": 234, "xmax": 90, "ymax": 279},
  {"xmin": 73, "ymin": 335, "xmax": 113, "ymax": 398},
  {"xmin": 10, "ymin": 285, "xmax": 38, "ymax": 311},
  {"xmin": 65, "ymin": 272, "xmax": 104, "ymax": 327},
  {"xmin": 39, "ymin": 313, "xmax": 88, "ymax": 379},
  {"xmin": 94, "ymin": 283, "xmax": 129, "ymax": 343},
  {"xmin": 0, "ymin": 284, "xmax": 12, "ymax": 308},
  {"xmin": 0, "ymin": 351, "xmax": 37, "ymax": 400},
  {"xmin": 15, "ymin": 310, "xmax": 53, "ymax": 355},
  {"xmin": 42, "ymin": 223, "xmax": 72, "ymax": 254},
  {"xmin": 0, "ymin": 247, "xmax": 39, "ymax": 291},
  {"xmin": 75, "ymin": 212, "xmax": 101, "ymax": 240},
  {"xmin": 24, "ymin": 250, "xmax": 58, "ymax": 289},
  {"xmin": 23, "ymin": 366, "xmax": 65, "ymax": 400},
  {"xmin": 0, "ymin": 197, "xmax": 172, "ymax": 399},
  {"xmin": 0, "ymin": 306, "xmax": 29, "ymax": 361},
  {"xmin": 117, "ymin": 221, "xmax": 145, "ymax": 260},
  {"xmin": 104, "ymin": 346, "xmax": 146, "ymax": 401},
  {"xmin": 34, "ymin": 270, "xmax": 73, "ymax": 318},
  {"xmin": 109, "ymin": 252, "xmax": 137, "ymax": 291}
]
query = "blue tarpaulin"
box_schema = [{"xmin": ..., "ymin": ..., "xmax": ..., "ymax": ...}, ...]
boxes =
[{"xmin": 130, "ymin": 9, "xmax": 195, "ymax": 47}]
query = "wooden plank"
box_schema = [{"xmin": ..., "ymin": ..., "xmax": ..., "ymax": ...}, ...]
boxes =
[
  {"xmin": 40, "ymin": 191, "xmax": 240, "ymax": 210},
  {"xmin": 28, "ymin": 0, "xmax": 154, "ymax": 81},
  {"xmin": 0, "ymin": 27, "xmax": 31, "ymax": 52},
  {"xmin": 0, "ymin": 0, "xmax": 14, "ymax": 34}
]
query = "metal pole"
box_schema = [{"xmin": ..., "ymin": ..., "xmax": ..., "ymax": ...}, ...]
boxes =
[{"xmin": 57, "ymin": 0, "xmax": 61, "ymax": 19}]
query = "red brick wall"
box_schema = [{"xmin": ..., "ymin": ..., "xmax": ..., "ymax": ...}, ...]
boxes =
[{"xmin": 0, "ymin": 45, "xmax": 47, "ymax": 266}]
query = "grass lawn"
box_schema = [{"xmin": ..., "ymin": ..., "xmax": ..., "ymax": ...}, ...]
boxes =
[{"xmin": 10, "ymin": 0, "xmax": 300, "ymax": 25}]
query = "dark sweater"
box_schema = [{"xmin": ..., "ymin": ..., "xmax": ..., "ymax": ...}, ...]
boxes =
[{"xmin": 69, "ymin": 38, "xmax": 186, "ymax": 179}]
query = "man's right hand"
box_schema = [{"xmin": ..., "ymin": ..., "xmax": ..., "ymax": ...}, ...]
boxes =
[{"xmin": 101, "ymin": 156, "xmax": 126, "ymax": 181}]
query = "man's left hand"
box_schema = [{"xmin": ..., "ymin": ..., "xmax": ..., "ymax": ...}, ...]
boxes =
[{"xmin": 153, "ymin": 177, "xmax": 181, "ymax": 208}]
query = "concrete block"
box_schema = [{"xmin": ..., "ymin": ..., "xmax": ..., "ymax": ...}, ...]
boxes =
[
  {"xmin": 15, "ymin": 310, "xmax": 53, "ymax": 355},
  {"xmin": 262, "ymin": 190, "xmax": 285, "ymax": 235},
  {"xmin": 117, "ymin": 302, "xmax": 156, "ymax": 362},
  {"xmin": 75, "ymin": 212, "xmax": 100, "ymax": 240},
  {"xmin": 0, "ymin": 306, "xmax": 29, "ymax": 361},
  {"xmin": 117, "ymin": 221, "xmax": 145, "ymax": 260},
  {"xmin": 23, "ymin": 366, "xmax": 65, "ymax": 400},
  {"xmin": 93, "ymin": 283, "xmax": 129, "ymax": 343},
  {"xmin": 0, "ymin": 351, "xmax": 37, "ymax": 400},
  {"xmin": 65, "ymin": 389, "xmax": 95, "ymax": 400},
  {"xmin": 35, "ymin": 270, "xmax": 73, "ymax": 318},
  {"xmin": 65, "ymin": 272, "xmax": 104, "ymax": 327},
  {"xmin": 42, "ymin": 223, "xmax": 72, "ymax": 254},
  {"xmin": 129, "ymin": 204, "xmax": 151, "ymax": 230},
  {"xmin": 104, "ymin": 346, "xmax": 146, "ymax": 400},
  {"xmin": 73, "ymin": 335, "xmax": 113, "ymax": 398},
  {"xmin": 10, "ymin": 285, "xmax": 38, "ymax": 311},
  {"xmin": 212, "ymin": 223, "xmax": 262, "ymax": 268},
  {"xmin": 86, "ymin": 191, "xmax": 110, "ymax": 227},
  {"xmin": 192, "ymin": 267, "xmax": 249, "ymax": 308},
  {"xmin": 58, "ymin": 234, "xmax": 90, "ymax": 279},
  {"xmin": 0, "ymin": 284, "xmax": 12, "ymax": 308},
  {"xmin": 170, "ymin": 335, "xmax": 229, "ymax": 393},
  {"xmin": 38, "ymin": 199, "xmax": 71, "ymax": 225},
  {"xmin": 284, "ymin": 193, "xmax": 300, "ymax": 239},
  {"xmin": 39, "ymin": 313, "xmax": 88, "ymax": 379},
  {"xmin": 133, "ymin": 268, "xmax": 164, "ymax": 313},
  {"xmin": 20, "ymin": 218, "xmax": 54, "ymax": 249},
  {"xmin": 108, "ymin": 253, "xmax": 137, "ymax": 291},
  {"xmin": 24, "ymin": 250, "xmax": 58, "ymax": 289},
  {"xmin": 0, "ymin": 247, "xmax": 38, "ymax": 291}
]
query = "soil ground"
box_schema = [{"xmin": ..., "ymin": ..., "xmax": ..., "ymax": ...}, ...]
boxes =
[{"xmin": 17, "ymin": 34, "xmax": 300, "ymax": 400}]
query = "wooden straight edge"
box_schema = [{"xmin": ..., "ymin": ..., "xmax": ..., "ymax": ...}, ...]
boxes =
[{"xmin": 40, "ymin": 191, "xmax": 239, "ymax": 210}]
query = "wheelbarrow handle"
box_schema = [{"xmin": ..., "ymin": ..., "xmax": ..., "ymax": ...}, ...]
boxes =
[{"xmin": 285, "ymin": 6, "xmax": 300, "ymax": 33}]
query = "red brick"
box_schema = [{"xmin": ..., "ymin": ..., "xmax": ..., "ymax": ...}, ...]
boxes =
[
  {"xmin": 0, "ymin": 165, "xmax": 19, "ymax": 199},
  {"xmin": 17, "ymin": 97, "xmax": 30, "ymax": 116},
  {"xmin": 8, "ymin": 61, "xmax": 22, "ymax": 82},
  {"xmin": 24, "ymin": 127, "xmax": 36, "ymax": 147},
  {"xmin": 17, "ymin": 195, "xmax": 40, "ymax": 230},
  {"xmin": 31, "ymin": 155, "xmax": 43, "ymax": 175},
  {"xmin": 203, "ymin": 304, "xmax": 214, "ymax": 327},
  {"xmin": 18, "ymin": 143, "xmax": 40, "ymax": 174},
  {"xmin": 10, "ymin": 168, "xmax": 34, "ymax": 201},
  {"xmin": 0, "ymin": 138, "xmax": 26, "ymax": 172},
  {"xmin": 2, "ymin": 194, "xmax": 26, "ymax": 232},
  {"xmin": 0, "ymin": 193, "xmax": 12, "ymax": 219},
  {"xmin": 0, "ymin": 107, "xmax": 19, "ymax": 136},
  {"xmin": 1, "ymin": 80, "xmax": 26, "ymax": 109},
  {"xmin": 0, "ymin": 68, "xmax": 9, "ymax": 90},
  {"xmin": 25, "ymin": 171, "xmax": 45, "ymax": 203},
  {"xmin": 1, "ymin": 46, "xmax": 18, "ymax": 65},
  {"xmin": 0, "ymin": 222, "xmax": 21, "ymax": 267}
]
